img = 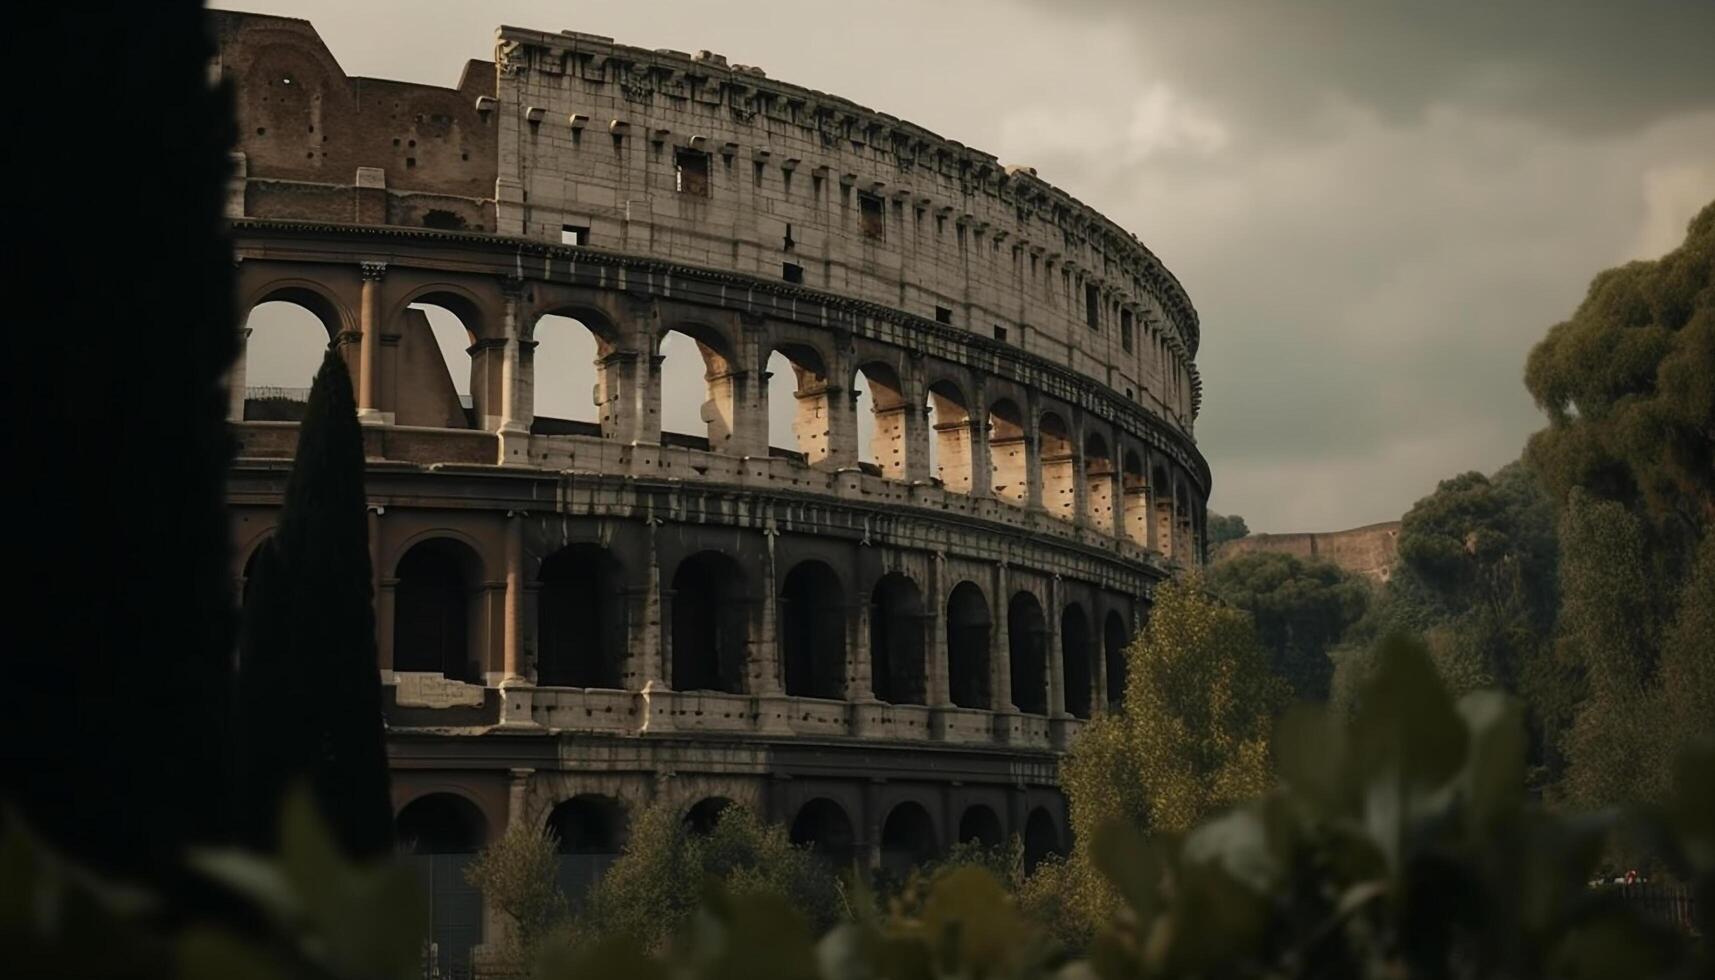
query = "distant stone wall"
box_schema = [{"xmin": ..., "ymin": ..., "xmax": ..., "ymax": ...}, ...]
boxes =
[{"xmin": 1213, "ymin": 521, "xmax": 1402, "ymax": 584}]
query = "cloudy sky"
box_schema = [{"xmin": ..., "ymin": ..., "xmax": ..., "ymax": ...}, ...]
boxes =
[{"xmin": 223, "ymin": 0, "xmax": 1715, "ymax": 532}]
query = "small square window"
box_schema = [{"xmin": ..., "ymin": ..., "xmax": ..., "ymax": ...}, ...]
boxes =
[
  {"xmin": 1085, "ymin": 283, "xmax": 1101, "ymax": 330},
  {"xmin": 1121, "ymin": 308, "xmax": 1134, "ymax": 351},
  {"xmin": 675, "ymin": 148, "xmax": 710, "ymax": 196},
  {"xmin": 561, "ymin": 224, "xmax": 589, "ymax": 246},
  {"xmin": 993, "ymin": 324, "xmax": 1008, "ymax": 343},
  {"xmin": 859, "ymin": 193, "xmax": 885, "ymax": 240},
  {"xmin": 935, "ymin": 306, "xmax": 952, "ymax": 325},
  {"xmin": 782, "ymin": 262, "xmax": 804, "ymax": 284}
]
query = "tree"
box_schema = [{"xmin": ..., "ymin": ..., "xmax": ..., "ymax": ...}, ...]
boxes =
[
  {"xmin": 466, "ymin": 818, "xmax": 570, "ymax": 962},
  {"xmin": 1206, "ymin": 551, "xmax": 1369, "ymax": 700},
  {"xmin": 2, "ymin": 0, "xmax": 239, "ymax": 893},
  {"xmin": 1524, "ymin": 200, "xmax": 1713, "ymax": 560},
  {"xmin": 1206, "ymin": 512, "xmax": 1250, "ymax": 548},
  {"xmin": 1054, "ymin": 575, "xmax": 1284, "ymax": 941},
  {"xmin": 236, "ymin": 350, "xmax": 393, "ymax": 858},
  {"xmin": 575, "ymin": 802, "xmax": 841, "ymax": 951}
]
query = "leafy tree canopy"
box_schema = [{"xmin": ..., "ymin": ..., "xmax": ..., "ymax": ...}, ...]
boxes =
[
  {"xmin": 1205, "ymin": 512, "xmax": 1250, "ymax": 547},
  {"xmin": 1524, "ymin": 200, "xmax": 1714, "ymax": 551},
  {"xmin": 1207, "ymin": 551, "xmax": 1369, "ymax": 701}
]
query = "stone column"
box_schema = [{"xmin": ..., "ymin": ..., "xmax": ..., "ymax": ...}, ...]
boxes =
[
  {"xmin": 370, "ymin": 505, "xmax": 392, "ymax": 680},
  {"xmin": 228, "ymin": 327, "xmax": 252, "ymax": 421},
  {"xmin": 639, "ymin": 519, "xmax": 674, "ymax": 732},
  {"xmin": 901, "ymin": 367, "xmax": 932, "ymax": 483},
  {"xmin": 755, "ymin": 527, "xmax": 790, "ymax": 733},
  {"xmin": 926, "ymin": 553, "xmax": 950, "ymax": 707},
  {"xmin": 357, "ymin": 261, "xmax": 387, "ymax": 423},
  {"xmin": 496, "ymin": 277, "xmax": 531, "ymax": 464},
  {"xmin": 501, "ymin": 512, "xmax": 525, "ymax": 684},
  {"xmin": 1047, "ymin": 576, "xmax": 1065, "ymax": 717},
  {"xmin": 993, "ymin": 561, "xmax": 1013, "ymax": 713}
]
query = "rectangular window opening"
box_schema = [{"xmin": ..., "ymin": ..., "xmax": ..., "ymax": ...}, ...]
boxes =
[
  {"xmin": 993, "ymin": 324, "xmax": 1008, "ymax": 343},
  {"xmin": 561, "ymin": 224, "xmax": 590, "ymax": 246},
  {"xmin": 859, "ymin": 192, "xmax": 885, "ymax": 240},
  {"xmin": 1085, "ymin": 283, "xmax": 1101, "ymax": 330},
  {"xmin": 935, "ymin": 306, "xmax": 952, "ymax": 325},
  {"xmin": 782, "ymin": 261, "xmax": 804, "ymax": 284},
  {"xmin": 675, "ymin": 148, "xmax": 711, "ymax": 196},
  {"xmin": 1121, "ymin": 308, "xmax": 1134, "ymax": 351}
]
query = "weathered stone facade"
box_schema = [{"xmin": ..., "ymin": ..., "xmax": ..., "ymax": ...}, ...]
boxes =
[
  {"xmin": 1212, "ymin": 522, "xmax": 1402, "ymax": 584},
  {"xmin": 214, "ymin": 10, "xmax": 1211, "ymax": 966}
]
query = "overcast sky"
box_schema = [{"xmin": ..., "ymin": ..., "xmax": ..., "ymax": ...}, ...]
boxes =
[{"xmin": 223, "ymin": 0, "xmax": 1715, "ymax": 532}]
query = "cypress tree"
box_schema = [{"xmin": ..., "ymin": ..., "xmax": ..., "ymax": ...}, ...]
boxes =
[{"xmin": 237, "ymin": 348, "xmax": 393, "ymax": 858}]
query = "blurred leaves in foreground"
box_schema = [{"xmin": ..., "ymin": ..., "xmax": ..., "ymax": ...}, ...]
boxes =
[{"xmin": 5, "ymin": 638, "xmax": 1708, "ymax": 979}]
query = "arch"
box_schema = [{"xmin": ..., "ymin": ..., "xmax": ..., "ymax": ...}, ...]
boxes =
[
  {"xmin": 790, "ymin": 798, "xmax": 856, "ymax": 868},
  {"xmin": 529, "ymin": 313, "xmax": 605, "ymax": 431},
  {"xmin": 946, "ymin": 582, "xmax": 992, "ymax": 709},
  {"xmin": 870, "ymin": 573, "xmax": 926, "ymax": 705},
  {"xmin": 239, "ymin": 297, "xmax": 335, "ymax": 421},
  {"xmin": 1104, "ymin": 610, "xmax": 1130, "ymax": 711},
  {"xmin": 1008, "ymin": 591, "xmax": 1048, "ymax": 715},
  {"xmin": 957, "ymin": 805, "xmax": 1005, "ymax": 849},
  {"xmin": 397, "ymin": 793, "xmax": 486, "ymax": 979},
  {"xmin": 1152, "ymin": 462, "xmax": 1174, "ymax": 559},
  {"xmin": 683, "ymin": 796, "xmax": 737, "ymax": 835},
  {"xmin": 239, "ymin": 534, "xmax": 273, "ymax": 606},
  {"xmin": 242, "ymin": 279, "xmax": 351, "ymax": 338},
  {"xmin": 394, "ymin": 537, "xmax": 484, "ymax": 683},
  {"xmin": 396, "ymin": 792, "xmax": 488, "ymax": 854},
  {"xmin": 658, "ymin": 321, "xmax": 740, "ymax": 450},
  {"xmin": 853, "ymin": 361, "xmax": 908, "ymax": 479},
  {"xmin": 536, "ymin": 544, "xmax": 627, "ymax": 689},
  {"xmin": 670, "ymin": 550, "xmax": 749, "ymax": 693},
  {"xmin": 1083, "ymin": 431, "xmax": 1116, "ymax": 533},
  {"xmin": 879, "ymin": 800, "xmax": 938, "ymax": 877},
  {"xmin": 766, "ymin": 343, "xmax": 832, "ymax": 463},
  {"xmin": 1039, "ymin": 412, "xmax": 1076, "ymax": 523},
  {"xmin": 1061, "ymin": 603, "xmax": 1092, "ymax": 719},
  {"xmin": 1122, "ymin": 450, "xmax": 1150, "ymax": 547},
  {"xmin": 1022, "ymin": 808, "xmax": 1064, "ymax": 872},
  {"xmin": 780, "ymin": 560, "xmax": 846, "ymax": 700},
  {"xmin": 547, "ymin": 794, "xmax": 628, "ymax": 906},
  {"xmin": 988, "ymin": 398, "xmax": 1028, "ymax": 505},
  {"xmin": 926, "ymin": 378, "xmax": 974, "ymax": 494}
]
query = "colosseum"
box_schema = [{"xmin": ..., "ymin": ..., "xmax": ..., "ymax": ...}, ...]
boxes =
[{"xmin": 214, "ymin": 10, "xmax": 1209, "ymax": 969}]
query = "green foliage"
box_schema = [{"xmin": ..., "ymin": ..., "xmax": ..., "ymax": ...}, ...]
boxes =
[
  {"xmin": 465, "ymin": 817, "xmax": 568, "ymax": 961},
  {"xmin": 1205, "ymin": 512, "xmax": 1251, "ymax": 547},
  {"xmin": 236, "ymin": 349, "xmax": 393, "ymax": 859},
  {"xmin": 573, "ymin": 801, "xmax": 842, "ymax": 953},
  {"xmin": 1525, "ymin": 200, "xmax": 1714, "ymax": 550},
  {"xmin": 1207, "ymin": 551, "xmax": 1370, "ymax": 700},
  {"xmin": 1053, "ymin": 575, "xmax": 1285, "ymax": 942}
]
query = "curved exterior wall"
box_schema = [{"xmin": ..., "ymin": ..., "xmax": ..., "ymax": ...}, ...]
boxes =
[{"xmin": 212, "ymin": 12, "xmax": 1212, "ymax": 959}]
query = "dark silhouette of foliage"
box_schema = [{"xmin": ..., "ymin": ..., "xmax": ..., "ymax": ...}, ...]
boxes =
[
  {"xmin": 1207, "ymin": 551, "xmax": 1368, "ymax": 700},
  {"xmin": 236, "ymin": 350, "xmax": 393, "ymax": 859},
  {"xmin": 1, "ymin": 0, "xmax": 238, "ymax": 892},
  {"xmin": 1206, "ymin": 512, "xmax": 1250, "ymax": 547}
]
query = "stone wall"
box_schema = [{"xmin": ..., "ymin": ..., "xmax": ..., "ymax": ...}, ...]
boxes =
[{"xmin": 1213, "ymin": 521, "xmax": 1402, "ymax": 584}]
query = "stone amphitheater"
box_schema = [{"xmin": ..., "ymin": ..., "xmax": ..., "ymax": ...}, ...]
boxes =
[{"xmin": 214, "ymin": 10, "xmax": 1211, "ymax": 967}]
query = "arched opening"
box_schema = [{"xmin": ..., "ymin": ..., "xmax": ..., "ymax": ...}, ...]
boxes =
[
  {"xmin": 1022, "ymin": 808, "xmax": 1063, "ymax": 873},
  {"xmin": 1104, "ymin": 610, "xmax": 1130, "ymax": 712},
  {"xmin": 1061, "ymin": 603, "xmax": 1092, "ymax": 719},
  {"xmin": 1083, "ymin": 431, "xmax": 1115, "ymax": 533},
  {"xmin": 537, "ymin": 544, "xmax": 626, "ymax": 689},
  {"xmin": 547, "ymin": 795, "xmax": 627, "ymax": 907},
  {"xmin": 870, "ymin": 573, "xmax": 926, "ymax": 705},
  {"xmin": 1039, "ymin": 413, "xmax": 1076, "ymax": 523},
  {"xmin": 780, "ymin": 560, "xmax": 846, "ymax": 700},
  {"xmin": 926, "ymin": 379, "xmax": 974, "ymax": 493},
  {"xmin": 683, "ymin": 796, "xmax": 736, "ymax": 836},
  {"xmin": 394, "ymin": 538, "xmax": 483, "ymax": 683},
  {"xmin": 790, "ymin": 798, "xmax": 856, "ymax": 869},
  {"xmin": 658, "ymin": 325, "xmax": 739, "ymax": 452},
  {"xmin": 854, "ymin": 362, "xmax": 908, "ymax": 479},
  {"xmin": 988, "ymin": 398, "xmax": 1028, "ymax": 505},
  {"xmin": 670, "ymin": 551, "xmax": 749, "ymax": 693},
  {"xmin": 1152, "ymin": 463, "xmax": 1174, "ymax": 559},
  {"xmin": 239, "ymin": 296, "xmax": 337, "ymax": 421},
  {"xmin": 397, "ymin": 793, "xmax": 486, "ymax": 979},
  {"xmin": 404, "ymin": 293, "xmax": 481, "ymax": 429},
  {"xmin": 239, "ymin": 536, "xmax": 271, "ymax": 606},
  {"xmin": 946, "ymin": 582, "xmax": 992, "ymax": 709},
  {"xmin": 765, "ymin": 345, "xmax": 831, "ymax": 464},
  {"xmin": 1122, "ymin": 450, "xmax": 1150, "ymax": 547},
  {"xmin": 957, "ymin": 805, "xmax": 1005, "ymax": 849},
  {"xmin": 879, "ymin": 801, "xmax": 938, "ymax": 878},
  {"xmin": 1008, "ymin": 592, "xmax": 1048, "ymax": 715},
  {"xmin": 529, "ymin": 312, "xmax": 606, "ymax": 435}
]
